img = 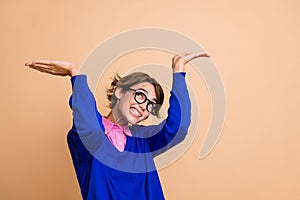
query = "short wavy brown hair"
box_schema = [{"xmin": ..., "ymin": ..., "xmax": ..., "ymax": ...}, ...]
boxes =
[{"xmin": 106, "ymin": 72, "xmax": 164, "ymax": 117}]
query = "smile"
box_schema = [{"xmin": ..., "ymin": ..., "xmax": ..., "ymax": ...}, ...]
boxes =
[{"xmin": 130, "ymin": 107, "xmax": 142, "ymax": 117}]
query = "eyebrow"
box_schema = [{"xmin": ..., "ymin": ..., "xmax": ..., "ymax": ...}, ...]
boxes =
[{"xmin": 136, "ymin": 88, "xmax": 157, "ymax": 103}]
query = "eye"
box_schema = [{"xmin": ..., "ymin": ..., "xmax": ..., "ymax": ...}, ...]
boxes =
[
  {"xmin": 135, "ymin": 91, "xmax": 146, "ymax": 102},
  {"xmin": 147, "ymin": 102, "xmax": 156, "ymax": 110}
]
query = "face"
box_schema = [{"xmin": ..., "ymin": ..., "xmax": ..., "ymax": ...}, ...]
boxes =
[{"xmin": 114, "ymin": 82, "xmax": 157, "ymax": 125}]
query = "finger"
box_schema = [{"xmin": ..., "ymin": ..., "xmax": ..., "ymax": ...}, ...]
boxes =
[
  {"xmin": 28, "ymin": 63, "xmax": 52, "ymax": 72},
  {"xmin": 25, "ymin": 61, "xmax": 33, "ymax": 66},
  {"xmin": 179, "ymin": 52, "xmax": 191, "ymax": 57},
  {"xmin": 194, "ymin": 52, "xmax": 211, "ymax": 58},
  {"xmin": 28, "ymin": 65, "xmax": 52, "ymax": 74},
  {"xmin": 33, "ymin": 60, "xmax": 52, "ymax": 65},
  {"xmin": 29, "ymin": 65, "xmax": 64, "ymax": 76},
  {"xmin": 182, "ymin": 53, "xmax": 196, "ymax": 61},
  {"xmin": 28, "ymin": 63, "xmax": 49, "ymax": 70},
  {"xmin": 30, "ymin": 63, "xmax": 52, "ymax": 69},
  {"xmin": 183, "ymin": 52, "xmax": 210, "ymax": 61},
  {"xmin": 172, "ymin": 52, "xmax": 191, "ymax": 62},
  {"xmin": 26, "ymin": 62, "xmax": 49, "ymax": 68}
]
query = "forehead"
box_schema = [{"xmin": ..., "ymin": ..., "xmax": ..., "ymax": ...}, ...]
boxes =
[{"xmin": 131, "ymin": 82, "xmax": 156, "ymax": 98}]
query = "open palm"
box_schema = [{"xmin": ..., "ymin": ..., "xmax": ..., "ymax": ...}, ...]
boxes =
[{"xmin": 25, "ymin": 60, "xmax": 78, "ymax": 77}]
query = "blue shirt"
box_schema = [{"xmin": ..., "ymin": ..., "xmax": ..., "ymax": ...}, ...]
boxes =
[{"xmin": 67, "ymin": 73, "xmax": 191, "ymax": 200}]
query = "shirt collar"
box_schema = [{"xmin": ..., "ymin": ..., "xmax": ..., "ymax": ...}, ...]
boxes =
[{"xmin": 102, "ymin": 117, "xmax": 132, "ymax": 137}]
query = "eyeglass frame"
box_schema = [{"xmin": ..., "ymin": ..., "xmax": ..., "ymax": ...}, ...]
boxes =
[{"xmin": 126, "ymin": 88, "xmax": 157, "ymax": 114}]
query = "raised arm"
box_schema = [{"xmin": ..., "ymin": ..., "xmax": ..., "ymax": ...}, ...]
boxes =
[
  {"xmin": 25, "ymin": 60, "xmax": 104, "ymax": 162},
  {"xmin": 68, "ymin": 74, "xmax": 105, "ymax": 162},
  {"xmin": 135, "ymin": 52, "xmax": 210, "ymax": 156}
]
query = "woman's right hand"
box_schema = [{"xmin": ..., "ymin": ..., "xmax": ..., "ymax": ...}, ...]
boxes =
[{"xmin": 25, "ymin": 60, "xmax": 78, "ymax": 77}]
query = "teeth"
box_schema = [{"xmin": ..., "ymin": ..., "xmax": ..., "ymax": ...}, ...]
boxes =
[{"xmin": 131, "ymin": 108, "xmax": 141, "ymax": 117}]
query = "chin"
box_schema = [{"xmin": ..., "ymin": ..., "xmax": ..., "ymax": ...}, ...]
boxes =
[
  {"xmin": 127, "ymin": 111, "xmax": 142, "ymax": 125},
  {"xmin": 128, "ymin": 115, "xmax": 144, "ymax": 125},
  {"xmin": 129, "ymin": 118, "xmax": 140, "ymax": 125}
]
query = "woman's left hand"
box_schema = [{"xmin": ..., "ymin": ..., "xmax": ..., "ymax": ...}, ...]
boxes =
[{"xmin": 171, "ymin": 52, "xmax": 210, "ymax": 73}]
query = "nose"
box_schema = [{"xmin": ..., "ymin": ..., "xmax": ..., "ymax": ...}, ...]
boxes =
[{"xmin": 138, "ymin": 101, "xmax": 148, "ymax": 111}]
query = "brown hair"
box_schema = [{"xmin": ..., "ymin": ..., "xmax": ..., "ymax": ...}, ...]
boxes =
[{"xmin": 106, "ymin": 72, "xmax": 164, "ymax": 117}]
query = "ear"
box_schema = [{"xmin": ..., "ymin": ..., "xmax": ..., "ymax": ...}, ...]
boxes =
[{"xmin": 114, "ymin": 87, "xmax": 123, "ymax": 99}]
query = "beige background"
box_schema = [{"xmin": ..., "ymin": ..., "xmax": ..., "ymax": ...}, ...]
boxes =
[{"xmin": 1, "ymin": 0, "xmax": 300, "ymax": 199}]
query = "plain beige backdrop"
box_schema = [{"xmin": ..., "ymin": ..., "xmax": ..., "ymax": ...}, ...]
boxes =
[{"xmin": 1, "ymin": 0, "xmax": 300, "ymax": 199}]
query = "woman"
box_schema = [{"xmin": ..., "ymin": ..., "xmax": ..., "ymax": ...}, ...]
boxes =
[{"xmin": 25, "ymin": 52, "xmax": 209, "ymax": 200}]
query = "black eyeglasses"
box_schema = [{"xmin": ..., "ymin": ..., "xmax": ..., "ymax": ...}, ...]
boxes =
[{"xmin": 128, "ymin": 88, "xmax": 157, "ymax": 113}]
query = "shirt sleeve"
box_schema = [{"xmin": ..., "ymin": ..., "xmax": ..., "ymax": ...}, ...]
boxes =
[
  {"xmin": 67, "ymin": 74, "xmax": 105, "ymax": 163},
  {"xmin": 133, "ymin": 72, "xmax": 191, "ymax": 157}
]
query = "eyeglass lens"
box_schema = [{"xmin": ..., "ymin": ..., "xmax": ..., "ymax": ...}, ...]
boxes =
[{"xmin": 134, "ymin": 90, "xmax": 155, "ymax": 113}]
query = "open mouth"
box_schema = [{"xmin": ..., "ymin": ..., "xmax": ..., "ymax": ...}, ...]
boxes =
[{"xmin": 129, "ymin": 107, "xmax": 142, "ymax": 118}]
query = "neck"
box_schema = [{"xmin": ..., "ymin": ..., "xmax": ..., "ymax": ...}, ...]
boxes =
[{"xmin": 106, "ymin": 110, "xmax": 128, "ymax": 126}]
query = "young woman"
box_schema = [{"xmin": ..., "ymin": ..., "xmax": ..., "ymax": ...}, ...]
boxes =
[{"xmin": 25, "ymin": 52, "xmax": 209, "ymax": 200}]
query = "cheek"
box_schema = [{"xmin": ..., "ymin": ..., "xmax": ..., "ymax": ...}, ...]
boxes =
[
  {"xmin": 122, "ymin": 95, "xmax": 136, "ymax": 111},
  {"xmin": 128, "ymin": 95, "xmax": 137, "ymax": 105},
  {"xmin": 144, "ymin": 113, "xmax": 150, "ymax": 120},
  {"xmin": 117, "ymin": 95, "xmax": 130, "ymax": 110}
]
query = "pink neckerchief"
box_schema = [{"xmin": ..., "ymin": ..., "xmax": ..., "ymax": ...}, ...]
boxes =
[{"xmin": 102, "ymin": 117, "xmax": 132, "ymax": 152}]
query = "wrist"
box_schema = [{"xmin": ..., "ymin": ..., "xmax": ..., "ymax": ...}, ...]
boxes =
[
  {"xmin": 172, "ymin": 68, "xmax": 185, "ymax": 73},
  {"xmin": 69, "ymin": 67, "xmax": 78, "ymax": 77},
  {"xmin": 172, "ymin": 64, "xmax": 186, "ymax": 73}
]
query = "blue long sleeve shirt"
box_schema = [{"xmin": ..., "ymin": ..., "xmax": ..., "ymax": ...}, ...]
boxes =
[{"xmin": 67, "ymin": 73, "xmax": 191, "ymax": 200}]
